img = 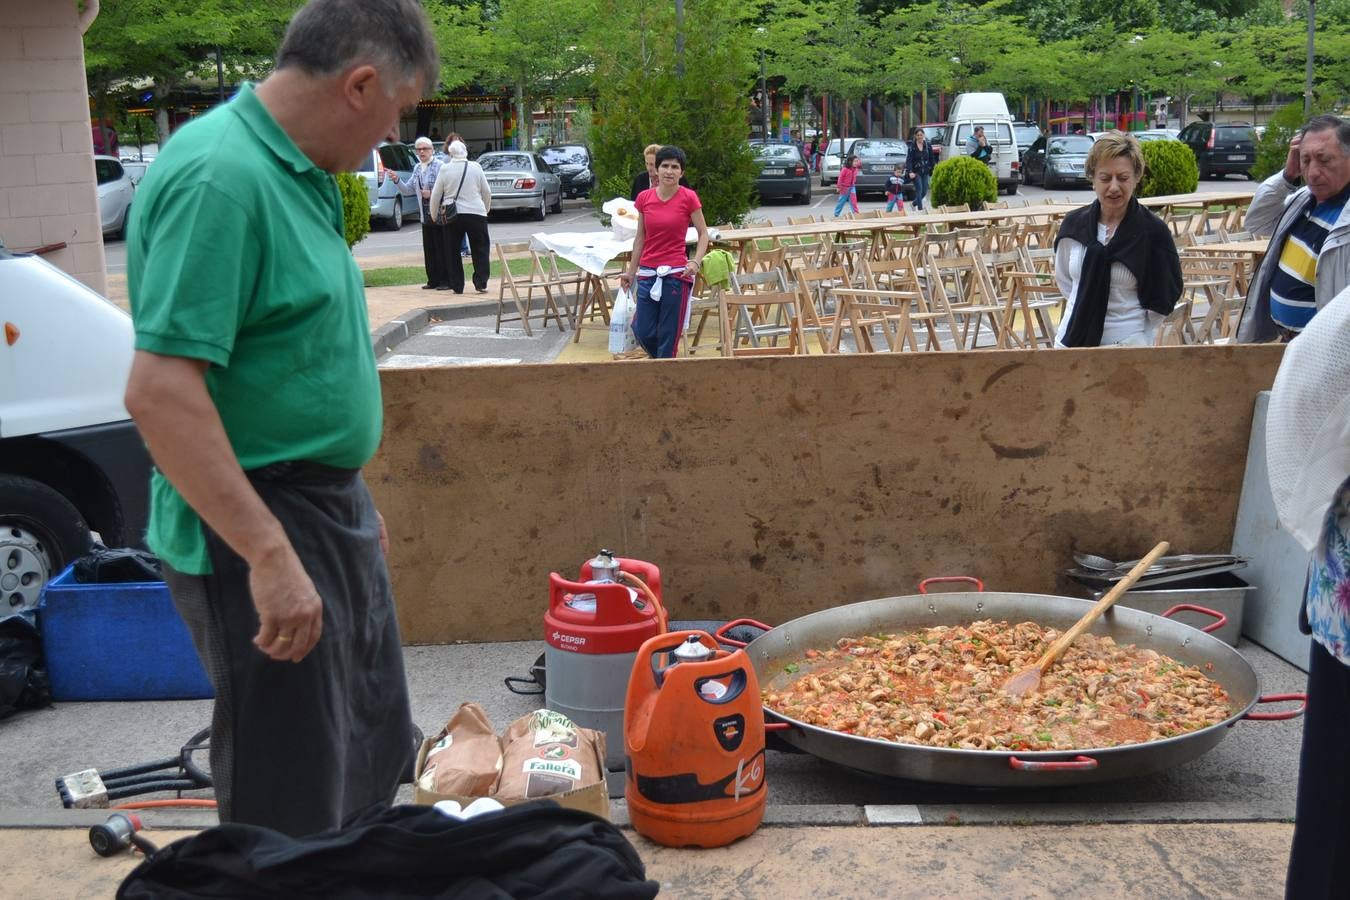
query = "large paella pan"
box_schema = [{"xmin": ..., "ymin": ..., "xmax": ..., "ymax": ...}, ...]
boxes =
[{"xmin": 717, "ymin": 578, "xmax": 1303, "ymax": 787}]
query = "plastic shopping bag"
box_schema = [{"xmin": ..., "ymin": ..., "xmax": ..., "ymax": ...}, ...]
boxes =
[{"xmin": 609, "ymin": 286, "xmax": 638, "ymax": 353}]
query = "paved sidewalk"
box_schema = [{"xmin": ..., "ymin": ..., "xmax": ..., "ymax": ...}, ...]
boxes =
[{"xmin": 4, "ymin": 821, "xmax": 1291, "ymax": 898}]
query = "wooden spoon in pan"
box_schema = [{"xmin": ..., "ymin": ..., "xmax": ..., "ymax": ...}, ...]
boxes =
[{"xmin": 1004, "ymin": 541, "xmax": 1171, "ymax": 697}]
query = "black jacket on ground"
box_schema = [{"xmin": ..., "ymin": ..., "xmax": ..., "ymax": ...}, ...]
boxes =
[{"xmin": 118, "ymin": 802, "xmax": 659, "ymax": 899}]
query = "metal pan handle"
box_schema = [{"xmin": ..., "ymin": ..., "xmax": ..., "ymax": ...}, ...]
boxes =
[
  {"xmin": 918, "ymin": 576, "xmax": 985, "ymax": 594},
  {"xmin": 1243, "ymin": 693, "xmax": 1307, "ymax": 721},
  {"xmin": 764, "ymin": 722, "xmax": 794, "ymax": 732},
  {"xmin": 1160, "ymin": 603, "xmax": 1227, "ymax": 634},
  {"xmin": 714, "ymin": 618, "xmax": 774, "ymax": 649},
  {"xmin": 1008, "ymin": 755, "xmax": 1098, "ymax": 772}
]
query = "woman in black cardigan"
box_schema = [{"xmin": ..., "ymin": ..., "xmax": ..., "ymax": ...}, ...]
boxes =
[{"xmin": 1052, "ymin": 131, "xmax": 1183, "ymax": 347}]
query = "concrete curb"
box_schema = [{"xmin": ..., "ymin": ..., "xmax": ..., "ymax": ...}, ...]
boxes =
[{"xmin": 371, "ymin": 299, "xmax": 500, "ymax": 356}]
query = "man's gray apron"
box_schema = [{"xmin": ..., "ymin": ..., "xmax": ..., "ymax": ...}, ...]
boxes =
[{"xmin": 164, "ymin": 462, "xmax": 413, "ymax": 837}]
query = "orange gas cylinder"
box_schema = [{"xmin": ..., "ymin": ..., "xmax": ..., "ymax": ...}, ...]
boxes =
[{"xmin": 624, "ymin": 631, "xmax": 766, "ymax": 848}]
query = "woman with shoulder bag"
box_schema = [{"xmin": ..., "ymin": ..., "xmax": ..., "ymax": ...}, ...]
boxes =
[{"xmin": 430, "ymin": 140, "xmax": 493, "ymax": 294}]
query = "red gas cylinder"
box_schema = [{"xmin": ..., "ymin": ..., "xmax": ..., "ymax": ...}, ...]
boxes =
[
  {"xmin": 544, "ymin": 550, "xmax": 666, "ymax": 769},
  {"xmin": 624, "ymin": 631, "xmax": 766, "ymax": 848}
]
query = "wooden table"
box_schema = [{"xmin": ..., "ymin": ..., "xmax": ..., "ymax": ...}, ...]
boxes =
[
  {"xmin": 715, "ymin": 191, "xmax": 1257, "ymax": 251},
  {"xmin": 1183, "ymin": 239, "xmax": 1270, "ymax": 257}
]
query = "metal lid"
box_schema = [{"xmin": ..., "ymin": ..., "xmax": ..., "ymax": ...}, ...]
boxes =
[
  {"xmin": 673, "ymin": 635, "xmax": 713, "ymax": 662},
  {"xmin": 587, "ymin": 549, "xmax": 620, "ymax": 582}
]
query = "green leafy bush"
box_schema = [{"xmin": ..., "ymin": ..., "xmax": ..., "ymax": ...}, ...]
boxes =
[
  {"xmin": 930, "ymin": 157, "xmax": 997, "ymax": 209},
  {"xmin": 335, "ymin": 171, "xmax": 370, "ymax": 249},
  {"xmin": 1252, "ymin": 100, "xmax": 1333, "ymax": 182},
  {"xmin": 1138, "ymin": 140, "xmax": 1198, "ymax": 197}
]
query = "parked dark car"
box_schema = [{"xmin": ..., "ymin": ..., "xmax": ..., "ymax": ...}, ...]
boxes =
[
  {"xmin": 539, "ymin": 144, "xmax": 595, "ymax": 198},
  {"xmin": 1021, "ymin": 134, "xmax": 1094, "ymax": 189},
  {"xmin": 752, "ymin": 142, "xmax": 812, "ymax": 204},
  {"xmin": 1177, "ymin": 122, "xmax": 1256, "ymax": 179},
  {"xmin": 850, "ymin": 138, "xmax": 913, "ymax": 200}
]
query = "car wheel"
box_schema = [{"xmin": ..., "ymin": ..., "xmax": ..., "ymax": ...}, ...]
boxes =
[
  {"xmin": 0, "ymin": 475, "xmax": 93, "ymax": 613},
  {"xmin": 390, "ymin": 199, "xmax": 404, "ymax": 231},
  {"xmin": 797, "ymin": 189, "xmax": 811, "ymax": 204},
  {"xmin": 1005, "ymin": 181, "xmax": 1018, "ymax": 196},
  {"xmin": 532, "ymin": 194, "xmax": 546, "ymax": 222},
  {"xmin": 1044, "ymin": 171, "xmax": 1057, "ymax": 190},
  {"xmin": 550, "ymin": 190, "xmax": 563, "ymax": 214}
]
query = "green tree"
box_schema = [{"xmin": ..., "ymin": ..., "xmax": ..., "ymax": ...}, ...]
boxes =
[
  {"xmin": 84, "ymin": 0, "xmax": 292, "ymax": 145},
  {"xmin": 482, "ymin": 0, "xmax": 592, "ymax": 148},
  {"xmin": 588, "ymin": 0, "xmax": 757, "ymax": 225}
]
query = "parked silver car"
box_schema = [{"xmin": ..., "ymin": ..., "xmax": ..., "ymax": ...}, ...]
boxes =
[
  {"xmin": 478, "ymin": 151, "xmax": 562, "ymax": 221},
  {"xmin": 358, "ymin": 142, "xmax": 419, "ymax": 230},
  {"xmin": 95, "ymin": 155, "xmax": 134, "ymax": 241}
]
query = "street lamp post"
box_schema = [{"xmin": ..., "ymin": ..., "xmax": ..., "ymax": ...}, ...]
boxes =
[{"xmin": 1305, "ymin": 0, "xmax": 1317, "ymax": 116}]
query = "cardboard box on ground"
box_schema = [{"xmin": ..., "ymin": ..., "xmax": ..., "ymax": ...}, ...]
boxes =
[{"xmin": 414, "ymin": 703, "xmax": 610, "ymax": 820}]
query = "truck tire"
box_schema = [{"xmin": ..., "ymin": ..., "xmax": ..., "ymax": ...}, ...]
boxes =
[{"xmin": 0, "ymin": 475, "xmax": 93, "ymax": 613}]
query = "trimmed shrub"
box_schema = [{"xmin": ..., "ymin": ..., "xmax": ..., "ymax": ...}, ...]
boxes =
[
  {"xmin": 335, "ymin": 171, "xmax": 370, "ymax": 249},
  {"xmin": 930, "ymin": 156, "xmax": 997, "ymax": 210},
  {"xmin": 1138, "ymin": 140, "xmax": 1198, "ymax": 198}
]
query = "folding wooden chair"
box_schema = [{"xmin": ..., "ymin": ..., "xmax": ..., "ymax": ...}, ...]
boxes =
[
  {"xmin": 923, "ymin": 230, "xmax": 960, "ymax": 261},
  {"xmin": 951, "ymin": 226, "xmax": 990, "ymax": 256},
  {"xmin": 721, "ymin": 271, "xmax": 802, "ymax": 356},
  {"xmin": 739, "ymin": 242, "xmax": 787, "ymax": 274},
  {"xmin": 1154, "ymin": 298, "xmax": 1194, "ymax": 346},
  {"xmin": 862, "ymin": 256, "xmax": 943, "ymax": 350},
  {"xmin": 1019, "ymin": 221, "xmax": 1056, "ymax": 250},
  {"xmin": 938, "ymin": 204, "xmax": 972, "ymax": 213},
  {"xmin": 981, "ymin": 249, "xmax": 1056, "ymax": 349},
  {"xmin": 794, "ymin": 263, "xmax": 854, "ymax": 353},
  {"xmin": 787, "ymin": 214, "xmax": 822, "ymax": 225},
  {"xmin": 680, "ymin": 274, "xmax": 726, "ymax": 357},
  {"xmin": 926, "ymin": 253, "xmax": 1006, "ymax": 350},
  {"xmin": 988, "ymin": 223, "xmax": 1020, "ymax": 253},
  {"xmin": 493, "ymin": 241, "xmax": 569, "ymax": 337},
  {"xmin": 879, "ymin": 232, "xmax": 927, "ymax": 262},
  {"xmin": 1180, "ymin": 257, "xmax": 1242, "ymax": 344}
]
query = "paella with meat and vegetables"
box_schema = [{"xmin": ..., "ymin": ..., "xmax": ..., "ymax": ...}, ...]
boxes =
[{"xmin": 762, "ymin": 620, "xmax": 1232, "ymax": 752}]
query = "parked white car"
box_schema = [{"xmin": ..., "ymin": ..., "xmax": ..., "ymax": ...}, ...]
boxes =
[
  {"xmin": 820, "ymin": 137, "xmax": 860, "ymax": 186},
  {"xmin": 95, "ymin": 155, "xmax": 134, "ymax": 241},
  {"xmin": 0, "ymin": 242, "xmax": 152, "ymax": 610}
]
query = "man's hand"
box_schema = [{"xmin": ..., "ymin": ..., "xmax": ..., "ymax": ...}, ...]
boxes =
[
  {"xmin": 1285, "ymin": 133, "xmax": 1303, "ymax": 182},
  {"xmin": 420, "ymin": 188, "xmax": 431, "ymax": 199},
  {"xmin": 249, "ymin": 543, "xmax": 324, "ymax": 663},
  {"xmin": 377, "ymin": 510, "xmax": 389, "ymax": 557}
]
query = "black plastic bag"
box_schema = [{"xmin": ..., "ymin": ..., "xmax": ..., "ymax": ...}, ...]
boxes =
[
  {"xmin": 73, "ymin": 544, "xmax": 162, "ymax": 584},
  {"xmin": 0, "ymin": 613, "xmax": 51, "ymax": 719}
]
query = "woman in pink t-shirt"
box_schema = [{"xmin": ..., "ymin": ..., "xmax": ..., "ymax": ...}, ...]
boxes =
[{"xmin": 619, "ymin": 146, "xmax": 711, "ymax": 358}]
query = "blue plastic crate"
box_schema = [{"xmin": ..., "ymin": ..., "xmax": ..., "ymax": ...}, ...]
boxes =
[{"xmin": 38, "ymin": 564, "xmax": 213, "ymax": 701}]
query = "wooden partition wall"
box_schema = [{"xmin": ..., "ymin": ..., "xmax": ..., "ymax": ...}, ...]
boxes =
[{"xmin": 367, "ymin": 346, "xmax": 1285, "ymax": 643}]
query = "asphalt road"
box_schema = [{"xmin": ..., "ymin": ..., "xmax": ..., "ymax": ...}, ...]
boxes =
[{"xmin": 100, "ymin": 176, "xmax": 1257, "ymax": 274}]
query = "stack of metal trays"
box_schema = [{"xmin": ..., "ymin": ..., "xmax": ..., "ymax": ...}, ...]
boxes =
[{"xmin": 1065, "ymin": 553, "xmax": 1248, "ymax": 590}]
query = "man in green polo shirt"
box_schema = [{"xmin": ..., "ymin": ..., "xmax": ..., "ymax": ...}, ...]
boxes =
[{"xmin": 123, "ymin": 0, "xmax": 438, "ymax": 837}]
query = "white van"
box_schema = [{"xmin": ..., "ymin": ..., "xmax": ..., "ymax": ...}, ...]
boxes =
[
  {"xmin": 0, "ymin": 242, "xmax": 151, "ymax": 611},
  {"xmin": 942, "ymin": 93, "xmax": 1020, "ymax": 195}
]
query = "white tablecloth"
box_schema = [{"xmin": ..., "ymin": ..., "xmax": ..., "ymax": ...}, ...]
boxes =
[
  {"xmin": 530, "ymin": 231, "xmax": 632, "ymax": 277},
  {"xmin": 530, "ymin": 227, "xmax": 717, "ymax": 277}
]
